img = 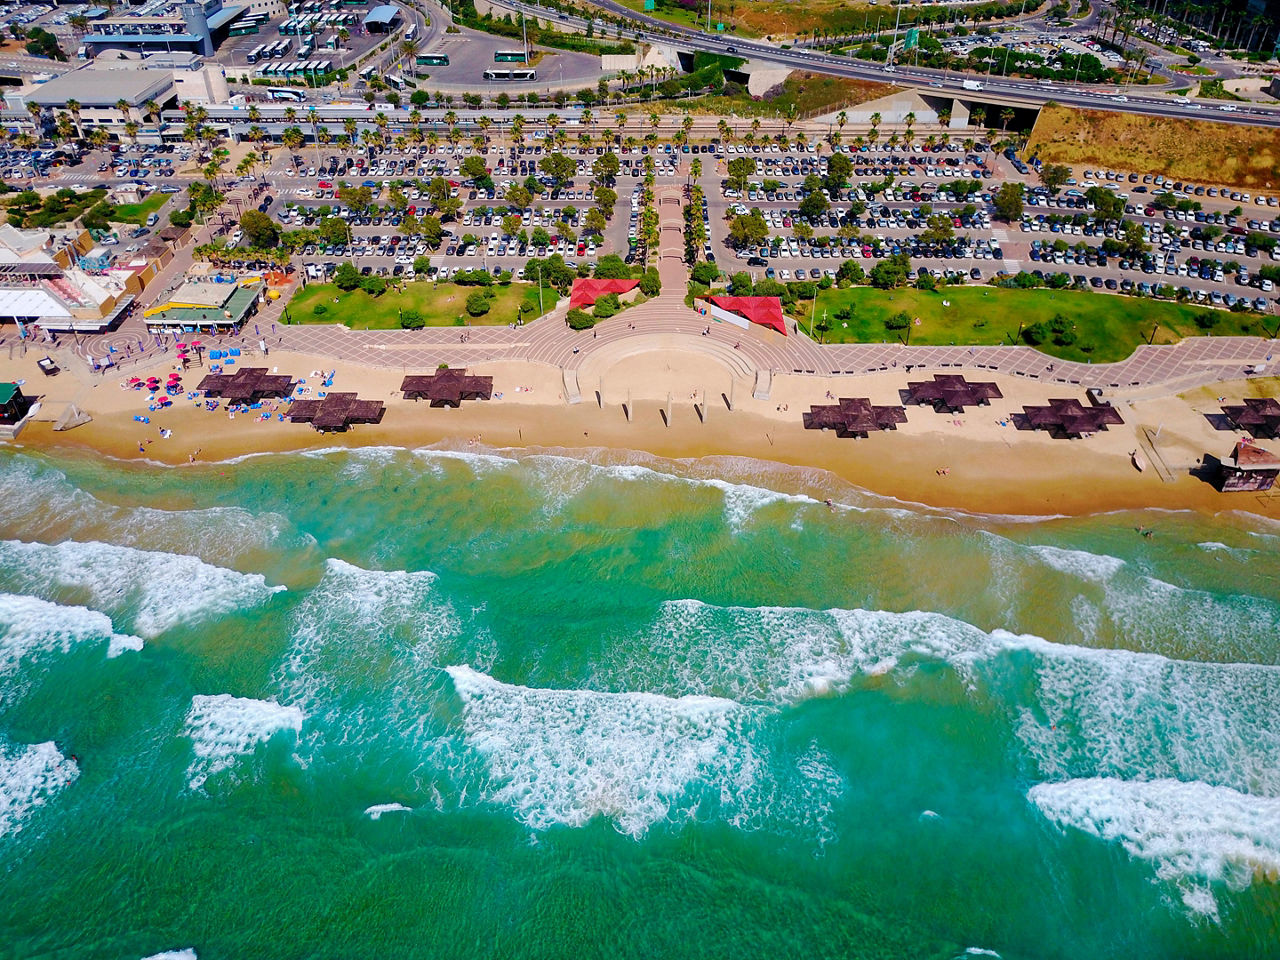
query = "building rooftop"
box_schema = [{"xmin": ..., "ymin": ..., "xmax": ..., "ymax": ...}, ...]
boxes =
[
  {"xmin": 26, "ymin": 67, "xmax": 174, "ymax": 108},
  {"xmin": 0, "ymin": 287, "xmax": 71, "ymax": 319},
  {"xmin": 83, "ymin": 33, "xmax": 203, "ymax": 46},
  {"xmin": 363, "ymin": 4, "xmax": 400, "ymax": 25},
  {"xmin": 206, "ymin": 4, "xmax": 246, "ymax": 30}
]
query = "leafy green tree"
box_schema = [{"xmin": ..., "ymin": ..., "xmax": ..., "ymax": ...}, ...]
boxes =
[
  {"xmin": 726, "ymin": 156, "xmax": 756, "ymax": 194},
  {"xmin": 1038, "ymin": 163, "xmax": 1071, "ymax": 195},
  {"xmin": 869, "ymin": 253, "xmax": 912, "ymax": 289},
  {"xmin": 836, "ymin": 259, "xmax": 865, "ymax": 284},
  {"xmin": 361, "ymin": 274, "xmax": 386, "ymax": 297},
  {"xmin": 727, "ymin": 209, "xmax": 768, "ymax": 249},
  {"xmin": 993, "ymin": 182, "xmax": 1025, "ymax": 222},
  {"xmin": 567, "ymin": 307, "xmax": 595, "ymax": 329},
  {"xmin": 413, "ymin": 255, "xmax": 431, "ymax": 274},
  {"xmin": 825, "ymin": 153, "xmax": 852, "ymax": 195},
  {"xmin": 461, "ymin": 155, "xmax": 488, "ymax": 182},
  {"xmin": 465, "ymin": 290, "xmax": 492, "ymax": 316},
  {"xmin": 239, "ymin": 209, "xmax": 279, "ymax": 249},
  {"xmin": 400, "ymin": 308, "xmax": 425, "ymax": 329},
  {"xmin": 334, "ymin": 261, "xmax": 360, "ymax": 290},
  {"xmin": 593, "ymin": 254, "xmax": 631, "ymax": 279},
  {"xmin": 728, "ymin": 271, "xmax": 754, "ymax": 296},
  {"xmin": 538, "ymin": 153, "xmax": 576, "ymax": 189},
  {"xmin": 690, "ymin": 261, "xmax": 720, "ymax": 285}
]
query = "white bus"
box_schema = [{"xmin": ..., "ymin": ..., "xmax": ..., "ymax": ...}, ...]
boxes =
[
  {"xmin": 483, "ymin": 68, "xmax": 535, "ymax": 80},
  {"xmin": 246, "ymin": 43, "xmax": 266, "ymax": 63},
  {"xmin": 268, "ymin": 87, "xmax": 308, "ymax": 102},
  {"xmin": 404, "ymin": 22, "xmax": 417, "ymax": 42}
]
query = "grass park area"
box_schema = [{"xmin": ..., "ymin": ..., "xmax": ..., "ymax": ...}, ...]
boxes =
[
  {"xmin": 683, "ymin": 73, "xmax": 896, "ymax": 119},
  {"xmin": 110, "ymin": 193, "xmax": 169, "ymax": 226},
  {"xmin": 288, "ymin": 280, "xmax": 540, "ymax": 330},
  {"xmin": 1027, "ymin": 105, "xmax": 1280, "ymax": 190},
  {"xmin": 808, "ymin": 285, "xmax": 1264, "ymax": 363}
]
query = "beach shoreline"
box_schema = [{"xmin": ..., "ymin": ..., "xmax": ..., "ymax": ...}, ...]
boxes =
[{"xmin": 7, "ymin": 347, "xmax": 1280, "ymax": 521}]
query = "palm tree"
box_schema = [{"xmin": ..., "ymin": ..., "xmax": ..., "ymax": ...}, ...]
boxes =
[
  {"xmin": 649, "ymin": 110, "xmax": 660, "ymax": 130},
  {"xmin": 247, "ymin": 104, "xmax": 261, "ymax": 123},
  {"xmin": 477, "ymin": 114, "xmax": 492, "ymax": 145},
  {"xmin": 115, "ymin": 98, "xmax": 130, "ymax": 121},
  {"xmin": 64, "ymin": 99, "xmax": 83, "ymax": 140},
  {"xmin": 144, "ymin": 99, "xmax": 159, "ymax": 128},
  {"xmin": 343, "ymin": 117, "xmax": 357, "ymax": 143},
  {"xmin": 124, "ymin": 120, "xmax": 140, "ymax": 147},
  {"xmin": 837, "ymin": 110, "xmax": 847, "ymax": 137},
  {"xmin": 999, "ymin": 107, "xmax": 1014, "ymax": 131},
  {"xmin": 971, "ymin": 107, "xmax": 986, "ymax": 129}
]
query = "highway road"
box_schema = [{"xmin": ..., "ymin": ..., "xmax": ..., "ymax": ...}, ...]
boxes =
[{"xmin": 478, "ymin": 0, "xmax": 1280, "ymax": 128}]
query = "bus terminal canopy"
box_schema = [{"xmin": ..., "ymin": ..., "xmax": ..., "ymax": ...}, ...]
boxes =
[
  {"xmin": 704, "ymin": 296, "xmax": 787, "ymax": 335},
  {"xmin": 362, "ymin": 4, "xmax": 400, "ymax": 29}
]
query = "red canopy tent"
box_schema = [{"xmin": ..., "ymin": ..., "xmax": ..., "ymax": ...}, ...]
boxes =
[
  {"xmin": 704, "ymin": 296, "xmax": 788, "ymax": 336},
  {"xmin": 569, "ymin": 278, "xmax": 641, "ymax": 310}
]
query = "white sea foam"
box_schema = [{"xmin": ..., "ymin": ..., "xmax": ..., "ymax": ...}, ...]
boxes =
[
  {"xmin": 0, "ymin": 740, "xmax": 79, "ymax": 838},
  {"xmin": 1028, "ymin": 778, "xmax": 1280, "ymax": 919},
  {"xmin": 1026, "ymin": 543, "xmax": 1128, "ymax": 583},
  {"xmin": 447, "ymin": 664, "xmax": 762, "ymax": 836},
  {"xmin": 0, "ymin": 539, "xmax": 283, "ymax": 637},
  {"xmin": 182, "ymin": 694, "xmax": 303, "ymax": 791},
  {"xmin": 0, "ymin": 593, "xmax": 142, "ymax": 691},
  {"xmin": 140, "ymin": 951, "xmax": 197, "ymax": 960},
  {"xmin": 364, "ymin": 803, "xmax": 412, "ymax": 820},
  {"xmin": 278, "ymin": 558, "xmax": 462, "ymax": 711},
  {"xmin": 631, "ymin": 600, "xmax": 1280, "ymax": 796}
]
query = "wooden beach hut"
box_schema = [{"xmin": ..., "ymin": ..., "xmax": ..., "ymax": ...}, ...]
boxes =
[
  {"xmin": 197, "ymin": 367, "xmax": 295, "ymax": 402},
  {"xmin": 401, "ymin": 368, "xmax": 493, "ymax": 407},
  {"xmin": 288, "ymin": 392, "xmax": 385, "ymax": 432},
  {"xmin": 902, "ymin": 374, "xmax": 1002, "ymax": 413},
  {"xmin": 802, "ymin": 397, "xmax": 908, "ymax": 438}
]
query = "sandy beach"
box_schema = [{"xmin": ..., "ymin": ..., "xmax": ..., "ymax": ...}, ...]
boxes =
[{"xmin": 5, "ymin": 345, "xmax": 1279, "ymax": 520}]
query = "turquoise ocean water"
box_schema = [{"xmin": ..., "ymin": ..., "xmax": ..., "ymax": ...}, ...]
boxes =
[{"xmin": 2, "ymin": 443, "xmax": 1279, "ymax": 959}]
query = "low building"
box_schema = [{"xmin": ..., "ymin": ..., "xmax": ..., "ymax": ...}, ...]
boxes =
[
  {"xmin": 21, "ymin": 65, "xmax": 176, "ymax": 138},
  {"xmin": 81, "ymin": 0, "xmax": 248, "ymax": 58},
  {"xmin": 1219, "ymin": 440, "xmax": 1280, "ymax": 492},
  {"xmin": 0, "ymin": 225, "xmax": 141, "ymax": 335},
  {"xmin": 143, "ymin": 274, "xmax": 264, "ymax": 333},
  {"xmin": 0, "ymin": 383, "xmax": 36, "ymax": 439}
]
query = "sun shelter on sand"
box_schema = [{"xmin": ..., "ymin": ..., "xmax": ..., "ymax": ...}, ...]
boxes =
[
  {"xmin": 803, "ymin": 397, "xmax": 907, "ymax": 438},
  {"xmin": 1016, "ymin": 396, "xmax": 1125, "ymax": 439},
  {"xmin": 698, "ymin": 296, "xmax": 788, "ymax": 335},
  {"xmin": 569, "ymin": 279, "xmax": 641, "ymax": 310},
  {"xmin": 1219, "ymin": 397, "xmax": 1280, "ymax": 440},
  {"xmin": 902, "ymin": 373, "xmax": 1002, "ymax": 413},
  {"xmin": 197, "ymin": 367, "xmax": 294, "ymax": 402},
  {"xmin": 400, "ymin": 368, "xmax": 493, "ymax": 407},
  {"xmin": 288, "ymin": 393, "xmax": 385, "ymax": 432}
]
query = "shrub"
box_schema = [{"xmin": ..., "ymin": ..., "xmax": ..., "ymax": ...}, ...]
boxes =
[
  {"xmin": 465, "ymin": 290, "xmax": 492, "ymax": 317},
  {"xmin": 1022, "ymin": 321, "xmax": 1049, "ymax": 346},
  {"xmin": 593, "ymin": 293, "xmax": 622, "ymax": 319},
  {"xmin": 884, "ymin": 311, "xmax": 911, "ymax": 331},
  {"xmin": 400, "ymin": 308, "xmax": 425, "ymax": 329},
  {"xmin": 567, "ymin": 307, "xmax": 595, "ymax": 330},
  {"xmin": 638, "ymin": 267, "xmax": 661, "ymax": 297},
  {"xmin": 1195, "ymin": 311, "xmax": 1219, "ymax": 330},
  {"xmin": 312, "ymin": 303, "xmax": 328, "ymax": 317}
]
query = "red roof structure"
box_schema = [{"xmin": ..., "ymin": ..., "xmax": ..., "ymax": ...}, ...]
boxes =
[
  {"xmin": 569, "ymin": 278, "xmax": 640, "ymax": 310},
  {"xmin": 705, "ymin": 296, "xmax": 788, "ymax": 336}
]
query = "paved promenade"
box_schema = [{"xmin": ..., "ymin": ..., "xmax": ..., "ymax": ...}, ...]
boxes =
[{"xmin": 44, "ymin": 286, "xmax": 1274, "ymax": 401}]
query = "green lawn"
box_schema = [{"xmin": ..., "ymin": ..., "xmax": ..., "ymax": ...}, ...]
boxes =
[
  {"xmin": 111, "ymin": 192, "xmax": 169, "ymax": 226},
  {"xmin": 809, "ymin": 286, "xmax": 1266, "ymax": 363},
  {"xmin": 288, "ymin": 280, "xmax": 541, "ymax": 329}
]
